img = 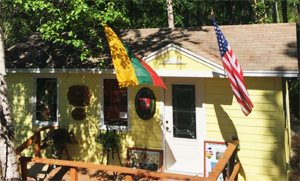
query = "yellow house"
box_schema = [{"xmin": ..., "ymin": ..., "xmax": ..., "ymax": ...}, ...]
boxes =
[{"xmin": 5, "ymin": 23, "xmax": 298, "ymax": 180}]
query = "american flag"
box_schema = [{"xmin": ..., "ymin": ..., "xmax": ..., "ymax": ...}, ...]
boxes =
[{"xmin": 212, "ymin": 17, "xmax": 254, "ymax": 116}]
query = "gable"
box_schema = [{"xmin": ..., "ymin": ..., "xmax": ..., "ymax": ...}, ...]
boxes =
[{"xmin": 144, "ymin": 44, "xmax": 224, "ymax": 77}]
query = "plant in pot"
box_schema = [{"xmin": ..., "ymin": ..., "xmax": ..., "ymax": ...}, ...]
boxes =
[
  {"xmin": 42, "ymin": 128, "xmax": 78, "ymax": 159},
  {"xmin": 95, "ymin": 128, "xmax": 121, "ymax": 165}
]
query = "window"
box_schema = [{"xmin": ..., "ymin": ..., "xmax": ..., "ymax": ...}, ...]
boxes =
[
  {"xmin": 34, "ymin": 77, "xmax": 58, "ymax": 126},
  {"xmin": 172, "ymin": 84, "xmax": 196, "ymax": 139},
  {"xmin": 102, "ymin": 79, "xmax": 128, "ymax": 129}
]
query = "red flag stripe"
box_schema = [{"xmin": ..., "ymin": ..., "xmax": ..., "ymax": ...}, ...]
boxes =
[
  {"xmin": 222, "ymin": 56, "xmax": 253, "ymax": 115},
  {"xmin": 223, "ymin": 51, "xmax": 253, "ymax": 105},
  {"xmin": 225, "ymin": 68, "xmax": 252, "ymax": 114},
  {"xmin": 224, "ymin": 68, "xmax": 253, "ymax": 115}
]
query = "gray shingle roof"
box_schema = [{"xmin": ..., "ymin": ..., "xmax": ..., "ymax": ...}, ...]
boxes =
[{"xmin": 5, "ymin": 23, "xmax": 298, "ymax": 71}]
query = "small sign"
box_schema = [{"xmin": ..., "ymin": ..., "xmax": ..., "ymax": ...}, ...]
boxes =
[
  {"xmin": 135, "ymin": 88, "xmax": 156, "ymax": 120},
  {"xmin": 126, "ymin": 147, "xmax": 163, "ymax": 172},
  {"xmin": 204, "ymin": 141, "xmax": 227, "ymax": 180},
  {"xmin": 119, "ymin": 112, "xmax": 128, "ymax": 119}
]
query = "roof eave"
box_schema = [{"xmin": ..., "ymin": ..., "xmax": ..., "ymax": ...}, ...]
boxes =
[{"xmin": 6, "ymin": 68, "xmax": 298, "ymax": 78}]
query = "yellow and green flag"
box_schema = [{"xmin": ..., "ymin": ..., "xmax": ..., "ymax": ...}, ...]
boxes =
[{"xmin": 104, "ymin": 24, "xmax": 166, "ymax": 89}]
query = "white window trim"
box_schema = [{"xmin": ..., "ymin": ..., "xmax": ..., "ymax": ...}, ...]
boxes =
[
  {"xmin": 99, "ymin": 76, "xmax": 131, "ymax": 131},
  {"xmin": 32, "ymin": 75, "xmax": 59, "ymax": 126}
]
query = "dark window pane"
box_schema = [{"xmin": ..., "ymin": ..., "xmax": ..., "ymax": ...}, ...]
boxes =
[
  {"xmin": 36, "ymin": 78, "xmax": 57, "ymax": 122},
  {"xmin": 104, "ymin": 79, "xmax": 128, "ymax": 126},
  {"xmin": 172, "ymin": 84, "xmax": 196, "ymax": 139}
]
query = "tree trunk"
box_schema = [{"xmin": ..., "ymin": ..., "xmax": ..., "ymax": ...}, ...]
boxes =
[
  {"xmin": 261, "ymin": 0, "xmax": 268, "ymax": 19},
  {"xmin": 0, "ymin": 2, "xmax": 20, "ymax": 180},
  {"xmin": 272, "ymin": 1, "xmax": 280, "ymax": 23},
  {"xmin": 166, "ymin": 0, "xmax": 174, "ymax": 28},
  {"xmin": 281, "ymin": 0, "xmax": 288, "ymax": 22}
]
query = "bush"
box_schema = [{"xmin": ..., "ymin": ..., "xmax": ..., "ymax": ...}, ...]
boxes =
[{"xmin": 290, "ymin": 134, "xmax": 300, "ymax": 181}]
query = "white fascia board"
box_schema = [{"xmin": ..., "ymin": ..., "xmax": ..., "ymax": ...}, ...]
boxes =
[
  {"xmin": 143, "ymin": 43, "xmax": 224, "ymax": 72},
  {"xmin": 6, "ymin": 69, "xmax": 299, "ymax": 78},
  {"xmin": 243, "ymin": 71, "xmax": 299, "ymax": 77},
  {"xmin": 155, "ymin": 70, "xmax": 226, "ymax": 78},
  {"xmin": 154, "ymin": 70, "xmax": 299, "ymax": 78},
  {"xmin": 6, "ymin": 68, "xmax": 116, "ymax": 74}
]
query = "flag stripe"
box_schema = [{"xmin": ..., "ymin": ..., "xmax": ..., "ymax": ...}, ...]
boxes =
[
  {"xmin": 136, "ymin": 55, "xmax": 167, "ymax": 89},
  {"xmin": 122, "ymin": 42, "xmax": 153, "ymax": 85},
  {"xmin": 104, "ymin": 24, "xmax": 166, "ymax": 89},
  {"xmin": 104, "ymin": 24, "xmax": 139, "ymax": 88},
  {"xmin": 213, "ymin": 18, "xmax": 254, "ymax": 116}
]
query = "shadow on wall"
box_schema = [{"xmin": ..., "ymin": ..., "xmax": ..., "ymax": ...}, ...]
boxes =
[
  {"xmin": 213, "ymin": 103, "xmax": 246, "ymax": 180},
  {"xmin": 8, "ymin": 77, "xmax": 45, "ymax": 156}
]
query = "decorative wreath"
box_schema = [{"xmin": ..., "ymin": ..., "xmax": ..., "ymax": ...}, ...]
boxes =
[{"xmin": 135, "ymin": 88, "xmax": 156, "ymax": 120}]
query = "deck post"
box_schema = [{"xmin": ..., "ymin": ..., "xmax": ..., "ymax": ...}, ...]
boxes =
[
  {"xmin": 70, "ymin": 167, "xmax": 78, "ymax": 181},
  {"xmin": 125, "ymin": 174, "xmax": 133, "ymax": 181},
  {"xmin": 228, "ymin": 147, "xmax": 237, "ymax": 179},
  {"xmin": 34, "ymin": 132, "xmax": 41, "ymax": 157},
  {"xmin": 20, "ymin": 159, "xmax": 27, "ymax": 181}
]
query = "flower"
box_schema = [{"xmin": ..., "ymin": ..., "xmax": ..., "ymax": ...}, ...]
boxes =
[{"xmin": 42, "ymin": 128, "xmax": 78, "ymax": 150}]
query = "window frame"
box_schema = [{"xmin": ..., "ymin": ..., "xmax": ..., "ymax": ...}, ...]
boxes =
[
  {"xmin": 32, "ymin": 75, "xmax": 59, "ymax": 126},
  {"xmin": 99, "ymin": 76, "xmax": 130, "ymax": 131}
]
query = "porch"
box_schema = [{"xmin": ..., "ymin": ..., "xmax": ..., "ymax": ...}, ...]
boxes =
[{"xmin": 16, "ymin": 126, "xmax": 240, "ymax": 181}]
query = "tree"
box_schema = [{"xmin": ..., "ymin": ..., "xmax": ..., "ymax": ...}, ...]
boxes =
[
  {"xmin": 167, "ymin": 0, "xmax": 174, "ymax": 28},
  {"xmin": 12, "ymin": 0, "xmax": 128, "ymax": 61},
  {"xmin": 0, "ymin": 2, "xmax": 20, "ymax": 180},
  {"xmin": 281, "ymin": 0, "xmax": 288, "ymax": 22},
  {"xmin": 0, "ymin": 1, "xmax": 127, "ymax": 179}
]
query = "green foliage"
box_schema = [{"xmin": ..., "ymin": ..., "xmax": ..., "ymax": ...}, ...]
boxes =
[
  {"xmin": 290, "ymin": 134, "xmax": 300, "ymax": 180},
  {"xmin": 3, "ymin": 0, "xmax": 300, "ymax": 62},
  {"xmin": 288, "ymin": 78, "xmax": 299, "ymax": 120},
  {"xmin": 7, "ymin": 0, "xmax": 128, "ymax": 61},
  {"xmin": 251, "ymin": 1, "xmax": 272, "ymax": 23},
  {"xmin": 95, "ymin": 129, "xmax": 121, "ymax": 151},
  {"xmin": 42, "ymin": 128, "xmax": 77, "ymax": 150},
  {"xmin": 287, "ymin": 0, "xmax": 300, "ymax": 23}
]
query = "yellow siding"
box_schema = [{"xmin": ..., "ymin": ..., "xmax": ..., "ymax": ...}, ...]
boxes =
[
  {"xmin": 8, "ymin": 73, "xmax": 163, "ymax": 165},
  {"xmin": 57, "ymin": 74, "xmax": 102, "ymax": 163},
  {"xmin": 125, "ymin": 85, "xmax": 162, "ymax": 150},
  {"xmin": 147, "ymin": 50, "xmax": 214, "ymax": 71},
  {"xmin": 8, "ymin": 70, "xmax": 288, "ymax": 180},
  {"xmin": 7, "ymin": 74, "xmax": 37, "ymax": 156},
  {"xmin": 205, "ymin": 77, "xmax": 287, "ymax": 181}
]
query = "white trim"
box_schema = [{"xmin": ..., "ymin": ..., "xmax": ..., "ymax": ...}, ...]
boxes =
[
  {"xmin": 243, "ymin": 70, "xmax": 299, "ymax": 77},
  {"xmin": 155, "ymin": 70, "xmax": 226, "ymax": 78},
  {"xmin": 7, "ymin": 68, "xmax": 298, "ymax": 78},
  {"xmin": 32, "ymin": 75, "xmax": 59, "ymax": 126},
  {"xmin": 155, "ymin": 70, "xmax": 299, "ymax": 78},
  {"xmin": 7, "ymin": 68, "xmax": 115, "ymax": 74},
  {"xmin": 143, "ymin": 43, "xmax": 224, "ymax": 72}
]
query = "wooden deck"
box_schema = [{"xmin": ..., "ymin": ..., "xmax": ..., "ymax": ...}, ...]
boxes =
[{"xmin": 17, "ymin": 126, "xmax": 240, "ymax": 181}]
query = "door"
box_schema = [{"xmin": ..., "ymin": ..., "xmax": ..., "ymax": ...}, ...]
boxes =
[{"xmin": 164, "ymin": 78, "xmax": 205, "ymax": 175}]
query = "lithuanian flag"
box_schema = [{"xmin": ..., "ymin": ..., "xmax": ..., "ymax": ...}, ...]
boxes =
[{"xmin": 104, "ymin": 24, "xmax": 167, "ymax": 89}]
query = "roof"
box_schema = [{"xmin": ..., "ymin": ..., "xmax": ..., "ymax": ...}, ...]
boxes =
[{"xmin": 5, "ymin": 23, "xmax": 298, "ymax": 73}]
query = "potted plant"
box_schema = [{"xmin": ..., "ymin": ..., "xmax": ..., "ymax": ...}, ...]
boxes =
[
  {"xmin": 95, "ymin": 128, "xmax": 121, "ymax": 165},
  {"xmin": 42, "ymin": 128, "xmax": 78, "ymax": 159}
]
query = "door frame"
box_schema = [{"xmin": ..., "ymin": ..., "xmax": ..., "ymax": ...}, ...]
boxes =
[{"xmin": 162, "ymin": 77, "xmax": 206, "ymax": 175}]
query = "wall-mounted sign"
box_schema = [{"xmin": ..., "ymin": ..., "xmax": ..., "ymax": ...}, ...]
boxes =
[
  {"xmin": 67, "ymin": 85, "xmax": 91, "ymax": 107},
  {"xmin": 71, "ymin": 108, "xmax": 86, "ymax": 120},
  {"xmin": 135, "ymin": 88, "xmax": 156, "ymax": 120},
  {"xmin": 204, "ymin": 141, "xmax": 227, "ymax": 180}
]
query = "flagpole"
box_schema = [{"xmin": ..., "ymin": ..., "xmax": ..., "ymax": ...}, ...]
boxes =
[
  {"xmin": 211, "ymin": 8, "xmax": 215, "ymax": 19},
  {"xmin": 211, "ymin": 10, "xmax": 227, "ymax": 78}
]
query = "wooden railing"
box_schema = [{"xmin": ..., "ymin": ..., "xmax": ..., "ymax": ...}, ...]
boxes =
[
  {"xmin": 17, "ymin": 126, "xmax": 240, "ymax": 181},
  {"xmin": 16, "ymin": 125, "xmax": 55, "ymax": 157}
]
